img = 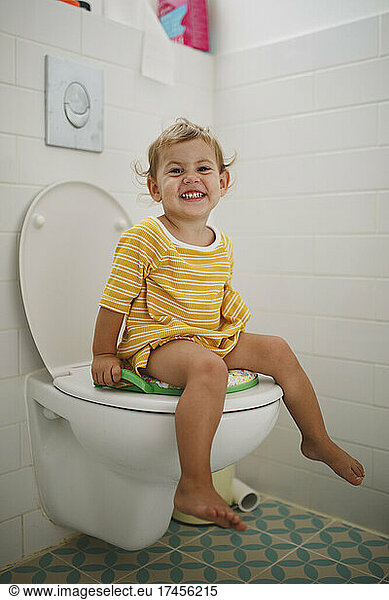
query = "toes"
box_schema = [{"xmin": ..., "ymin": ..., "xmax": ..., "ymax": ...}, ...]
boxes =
[
  {"xmin": 352, "ymin": 461, "xmax": 365, "ymax": 478},
  {"xmin": 207, "ymin": 507, "xmax": 217, "ymax": 520},
  {"xmin": 356, "ymin": 462, "xmax": 365, "ymax": 476},
  {"xmin": 228, "ymin": 511, "xmax": 246, "ymax": 531},
  {"xmin": 213, "ymin": 506, "xmax": 245, "ymax": 530},
  {"xmin": 349, "ymin": 469, "xmax": 364, "ymax": 486},
  {"xmin": 213, "ymin": 507, "xmax": 231, "ymax": 528},
  {"xmin": 231, "ymin": 516, "xmax": 246, "ymax": 531}
]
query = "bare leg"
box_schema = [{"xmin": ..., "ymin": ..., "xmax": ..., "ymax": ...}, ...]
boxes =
[
  {"xmin": 142, "ymin": 340, "xmax": 246, "ymax": 531},
  {"xmin": 224, "ymin": 333, "xmax": 365, "ymax": 485}
]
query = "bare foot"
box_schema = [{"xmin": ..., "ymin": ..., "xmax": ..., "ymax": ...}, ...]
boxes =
[
  {"xmin": 301, "ymin": 437, "xmax": 365, "ymax": 485},
  {"xmin": 174, "ymin": 478, "xmax": 247, "ymax": 531}
]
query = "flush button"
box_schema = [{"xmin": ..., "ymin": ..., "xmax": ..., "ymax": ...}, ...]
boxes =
[
  {"xmin": 45, "ymin": 55, "xmax": 103, "ymax": 152},
  {"xmin": 64, "ymin": 82, "xmax": 90, "ymax": 128}
]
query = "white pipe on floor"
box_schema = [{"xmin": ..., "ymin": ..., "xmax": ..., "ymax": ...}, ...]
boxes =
[{"xmin": 231, "ymin": 478, "xmax": 261, "ymax": 512}]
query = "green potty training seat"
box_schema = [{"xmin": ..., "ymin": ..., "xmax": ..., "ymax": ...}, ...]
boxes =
[{"xmin": 94, "ymin": 368, "xmax": 259, "ymax": 395}]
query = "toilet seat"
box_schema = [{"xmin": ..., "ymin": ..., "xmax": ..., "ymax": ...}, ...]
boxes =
[{"xmin": 54, "ymin": 365, "xmax": 281, "ymax": 414}]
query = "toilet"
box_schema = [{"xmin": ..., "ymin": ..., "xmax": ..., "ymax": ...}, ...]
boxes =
[{"xmin": 19, "ymin": 181, "xmax": 282, "ymax": 551}]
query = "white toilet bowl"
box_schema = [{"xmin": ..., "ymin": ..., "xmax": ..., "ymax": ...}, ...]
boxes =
[{"xmin": 19, "ymin": 181, "xmax": 282, "ymax": 551}]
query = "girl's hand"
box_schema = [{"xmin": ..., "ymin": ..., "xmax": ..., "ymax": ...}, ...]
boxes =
[{"xmin": 91, "ymin": 354, "xmax": 122, "ymax": 387}]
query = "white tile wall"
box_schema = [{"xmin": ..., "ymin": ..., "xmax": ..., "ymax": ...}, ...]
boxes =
[
  {"xmin": 236, "ymin": 154, "xmax": 316, "ymax": 197},
  {"xmin": 247, "ymin": 311, "xmax": 314, "ymax": 355},
  {"xmin": 314, "ymin": 318, "xmax": 389, "ymax": 363},
  {"xmin": 215, "ymin": 74, "xmax": 314, "ymax": 126},
  {"xmin": 319, "ymin": 397, "xmax": 389, "ymax": 450},
  {"xmin": 299, "ymin": 355, "xmax": 374, "ymax": 405},
  {"xmin": 219, "ymin": 105, "xmax": 378, "ymax": 160},
  {"xmin": 23, "ymin": 510, "xmax": 73, "ymax": 558},
  {"xmin": 0, "ymin": 34, "xmax": 15, "ymax": 84},
  {"xmin": 314, "ymin": 148, "xmax": 389, "ymax": 193},
  {"xmin": 378, "ymin": 192, "xmax": 389, "ymax": 232},
  {"xmin": 0, "ymin": 424, "xmax": 20, "ymax": 475},
  {"xmin": 235, "ymin": 274, "xmax": 376, "ymax": 320},
  {"xmin": 382, "ymin": 12, "xmax": 389, "ymax": 54},
  {"xmin": 0, "ymin": 135, "xmax": 17, "ymax": 182},
  {"xmin": 0, "ymin": 234, "xmax": 17, "ymax": 280},
  {"xmin": 0, "ymin": 377, "xmax": 26, "ymax": 426},
  {"xmin": 372, "ymin": 449, "xmax": 389, "ymax": 493},
  {"xmin": 0, "ymin": 0, "xmax": 82, "ymax": 51},
  {"xmin": 215, "ymin": 13, "xmax": 389, "ymax": 534},
  {"xmin": 308, "ymin": 472, "xmax": 389, "ymax": 533},
  {"xmin": 237, "ymin": 453, "xmax": 312, "ymax": 508},
  {"xmin": 0, "ymin": 331, "xmax": 19, "ymax": 379},
  {"xmin": 234, "ymin": 236, "xmax": 314, "ymax": 274},
  {"xmin": 315, "ymin": 235, "xmax": 389, "ymax": 277},
  {"xmin": 0, "ymin": 518, "xmax": 22, "ymax": 568},
  {"xmin": 0, "ymin": 468, "xmax": 39, "ymax": 522},
  {"xmin": 1, "ymin": 0, "xmax": 388, "ymax": 569},
  {"xmin": 0, "ymin": 184, "xmax": 40, "ymax": 232},
  {"xmin": 214, "ymin": 193, "xmax": 378, "ymax": 236},
  {"xmin": 379, "ymin": 102, "xmax": 389, "ymax": 144},
  {"xmin": 0, "ymin": 0, "xmax": 214, "ymax": 569},
  {"xmin": 315, "ymin": 57, "xmax": 389, "ymax": 109},
  {"xmin": 0, "ymin": 86, "xmax": 44, "ymax": 138},
  {"xmin": 81, "ymin": 12, "xmax": 142, "ymax": 68},
  {"xmin": 374, "ymin": 365, "xmax": 389, "ymax": 408}
]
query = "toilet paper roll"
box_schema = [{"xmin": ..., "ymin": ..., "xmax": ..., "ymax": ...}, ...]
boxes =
[{"xmin": 231, "ymin": 478, "xmax": 261, "ymax": 512}]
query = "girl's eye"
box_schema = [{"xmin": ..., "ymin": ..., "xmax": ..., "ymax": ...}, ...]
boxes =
[{"xmin": 168, "ymin": 166, "xmax": 212, "ymax": 174}]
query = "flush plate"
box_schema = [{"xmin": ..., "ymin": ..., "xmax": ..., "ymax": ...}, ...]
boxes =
[{"xmin": 45, "ymin": 55, "xmax": 104, "ymax": 153}]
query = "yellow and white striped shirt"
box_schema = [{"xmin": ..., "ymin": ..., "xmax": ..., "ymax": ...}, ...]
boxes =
[{"xmin": 100, "ymin": 217, "xmax": 250, "ymax": 373}]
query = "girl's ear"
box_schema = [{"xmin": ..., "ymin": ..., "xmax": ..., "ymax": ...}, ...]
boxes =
[
  {"xmin": 219, "ymin": 170, "xmax": 230, "ymax": 197},
  {"xmin": 147, "ymin": 177, "xmax": 162, "ymax": 203}
]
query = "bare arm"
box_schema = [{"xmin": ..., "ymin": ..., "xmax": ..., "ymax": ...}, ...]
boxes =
[{"xmin": 91, "ymin": 307, "xmax": 125, "ymax": 386}]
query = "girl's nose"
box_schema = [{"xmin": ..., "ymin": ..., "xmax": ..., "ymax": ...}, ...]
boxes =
[{"xmin": 183, "ymin": 173, "xmax": 200, "ymax": 183}]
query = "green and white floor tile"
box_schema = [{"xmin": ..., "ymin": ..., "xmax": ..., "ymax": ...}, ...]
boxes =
[{"xmin": 1, "ymin": 496, "xmax": 388, "ymax": 584}]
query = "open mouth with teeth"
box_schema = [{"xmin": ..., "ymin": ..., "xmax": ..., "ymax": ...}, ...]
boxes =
[{"xmin": 180, "ymin": 192, "xmax": 206, "ymax": 200}]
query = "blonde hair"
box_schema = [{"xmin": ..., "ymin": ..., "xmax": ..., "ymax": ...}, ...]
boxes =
[{"xmin": 134, "ymin": 118, "xmax": 236, "ymax": 184}]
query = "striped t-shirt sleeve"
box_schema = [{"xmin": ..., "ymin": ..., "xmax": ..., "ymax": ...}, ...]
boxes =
[{"xmin": 99, "ymin": 227, "xmax": 150, "ymax": 315}]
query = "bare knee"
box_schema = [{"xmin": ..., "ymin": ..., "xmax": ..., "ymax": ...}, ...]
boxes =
[
  {"xmin": 188, "ymin": 353, "xmax": 228, "ymax": 390},
  {"xmin": 269, "ymin": 336, "xmax": 299, "ymax": 374}
]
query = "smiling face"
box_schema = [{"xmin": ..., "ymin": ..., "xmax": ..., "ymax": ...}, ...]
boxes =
[{"xmin": 147, "ymin": 139, "xmax": 230, "ymax": 224}]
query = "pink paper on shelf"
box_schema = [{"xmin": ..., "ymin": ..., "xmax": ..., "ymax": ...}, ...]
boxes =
[{"xmin": 157, "ymin": 0, "xmax": 209, "ymax": 52}]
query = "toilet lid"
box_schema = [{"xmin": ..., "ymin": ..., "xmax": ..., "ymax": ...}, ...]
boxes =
[
  {"xmin": 19, "ymin": 181, "xmax": 130, "ymax": 378},
  {"xmin": 54, "ymin": 366, "xmax": 283, "ymax": 414}
]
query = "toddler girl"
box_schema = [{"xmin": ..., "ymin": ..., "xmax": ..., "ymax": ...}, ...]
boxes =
[{"xmin": 91, "ymin": 118, "xmax": 364, "ymax": 532}]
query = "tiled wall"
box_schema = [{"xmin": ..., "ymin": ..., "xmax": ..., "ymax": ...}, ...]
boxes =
[
  {"xmin": 0, "ymin": 0, "xmax": 213, "ymax": 568},
  {"xmin": 213, "ymin": 14, "xmax": 389, "ymax": 534}
]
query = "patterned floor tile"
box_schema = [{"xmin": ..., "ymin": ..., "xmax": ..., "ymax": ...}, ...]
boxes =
[
  {"xmin": 0, "ymin": 552, "xmax": 96, "ymax": 584},
  {"xmin": 160, "ymin": 519, "xmax": 211, "ymax": 548},
  {"xmin": 301, "ymin": 521, "xmax": 389, "ymax": 580},
  {"xmin": 1, "ymin": 504, "xmax": 387, "ymax": 586},
  {"xmin": 347, "ymin": 574, "xmax": 384, "ymax": 583},
  {"xmin": 241, "ymin": 498, "xmax": 332, "ymax": 545},
  {"xmin": 51, "ymin": 534, "xmax": 172, "ymax": 583},
  {"xmin": 176, "ymin": 528, "xmax": 297, "ymax": 583},
  {"xmin": 117, "ymin": 549, "xmax": 242, "ymax": 584},
  {"xmin": 251, "ymin": 547, "xmax": 381, "ymax": 584}
]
